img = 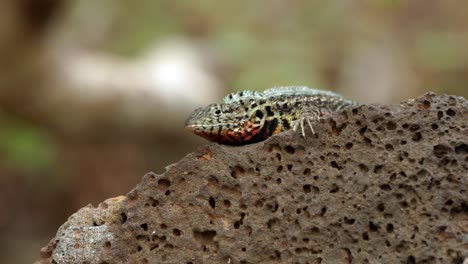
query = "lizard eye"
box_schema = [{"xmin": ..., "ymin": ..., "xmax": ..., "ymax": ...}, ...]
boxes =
[{"xmin": 214, "ymin": 110, "xmax": 221, "ymax": 115}]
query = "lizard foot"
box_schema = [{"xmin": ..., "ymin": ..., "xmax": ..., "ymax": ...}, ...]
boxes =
[{"xmin": 292, "ymin": 107, "xmax": 321, "ymax": 137}]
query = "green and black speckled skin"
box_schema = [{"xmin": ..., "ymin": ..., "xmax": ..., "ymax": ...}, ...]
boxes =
[{"xmin": 186, "ymin": 86, "xmax": 358, "ymax": 145}]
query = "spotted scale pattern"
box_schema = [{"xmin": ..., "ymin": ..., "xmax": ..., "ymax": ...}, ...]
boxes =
[{"xmin": 185, "ymin": 86, "xmax": 358, "ymax": 145}]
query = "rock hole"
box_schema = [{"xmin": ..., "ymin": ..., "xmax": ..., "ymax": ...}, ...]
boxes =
[
  {"xmin": 267, "ymin": 202, "xmax": 279, "ymax": 213},
  {"xmin": 104, "ymin": 241, "xmax": 111, "ymax": 249},
  {"xmin": 369, "ymin": 221, "xmax": 379, "ymax": 232},
  {"xmin": 433, "ymin": 144, "xmax": 452, "ymax": 158},
  {"xmin": 374, "ymin": 165, "xmax": 383, "ymax": 173},
  {"xmin": 287, "ymin": 164, "xmax": 293, "ymax": 171},
  {"xmin": 267, "ymin": 144, "xmax": 281, "ymax": 152},
  {"xmin": 276, "ymin": 165, "xmax": 283, "ymax": 173},
  {"xmin": 330, "ymin": 161, "xmax": 342, "ymax": 170},
  {"xmin": 455, "ymin": 143, "xmax": 468, "ymax": 154},
  {"xmin": 412, "ymin": 132, "xmax": 422, "ymax": 142},
  {"xmin": 379, "ymin": 184, "xmax": 391, "ymax": 191},
  {"xmin": 358, "ymin": 164, "xmax": 369, "ymax": 173},
  {"xmin": 410, "ymin": 124, "xmax": 420, "ymax": 131},
  {"xmin": 377, "ymin": 203, "xmax": 385, "ymax": 212},
  {"xmin": 136, "ymin": 235, "xmax": 146, "ymax": 241},
  {"xmin": 158, "ymin": 179, "xmax": 171, "ymax": 191},
  {"xmin": 345, "ymin": 143, "xmax": 353, "ymax": 149},
  {"xmin": 386, "ymin": 122, "xmax": 396, "ymax": 130},
  {"xmin": 344, "ymin": 217, "xmax": 355, "ymax": 225},
  {"xmin": 208, "ymin": 197, "xmax": 216, "ymax": 209},
  {"xmin": 254, "ymin": 199, "xmax": 264, "ymax": 208},
  {"xmin": 246, "ymin": 226, "xmax": 252, "ymax": 236},
  {"xmin": 421, "ymin": 100, "xmax": 431, "ymax": 109},
  {"xmin": 173, "ymin": 229, "xmax": 182, "ymax": 236},
  {"xmin": 320, "ymin": 207, "xmax": 327, "ymax": 216},
  {"xmin": 223, "ymin": 200, "xmax": 231, "ymax": 208},
  {"xmin": 285, "ymin": 145, "xmax": 295, "ymax": 154},
  {"xmin": 120, "ymin": 213, "xmax": 127, "ymax": 224},
  {"xmin": 385, "ymin": 144, "xmax": 394, "ymax": 151},
  {"xmin": 437, "ymin": 111, "xmax": 443, "ymax": 120},
  {"xmin": 311, "ymin": 227, "xmax": 320, "ymax": 234},
  {"xmin": 140, "ymin": 223, "xmax": 148, "ymax": 231},
  {"xmin": 446, "ymin": 108, "xmax": 455, "ymax": 116},
  {"xmin": 329, "ymin": 184, "xmax": 339, "ymax": 193},
  {"xmin": 231, "ymin": 165, "xmax": 246, "ymax": 178},
  {"xmin": 193, "ymin": 230, "xmax": 216, "ymax": 245},
  {"xmin": 359, "ymin": 126, "xmax": 367, "ymax": 134},
  {"xmin": 386, "ymin": 223, "xmax": 394, "ymax": 233},
  {"xmin": 303, "ymin": 168, "xmax": 311, "ymax": 175},
  {"xmin": 449, "ymin": 202, "xmax": 468, "ymax": 217},
  {"xmin": 362, "ymin": 232, "xmax": 369, "ymax": 240},
  {"xmin": 164, "ymin": 244, "xmax": 174, "ymax": 250},
  {"xmin": 267, "ymin": 218, "xmax": 278, "ymax": 229},
  {"xmin": 149, "ymin": 197, "xmax": 159, "ymax": 207},
  {"xmin": 363, "ymin": 136, "xmax": 372, "ymax": 144},
  {"xmin": 160, "ymin": 224, "xmax": 167, "ymax": 230},
  {"xmin": 275, "ymin": 153, "xmax": 282, "ymax": 161}
]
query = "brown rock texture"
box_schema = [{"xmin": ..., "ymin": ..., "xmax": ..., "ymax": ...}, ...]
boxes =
[{"xmin": 38, "ymin": 93, "xmax": 467, "ymax": 264}]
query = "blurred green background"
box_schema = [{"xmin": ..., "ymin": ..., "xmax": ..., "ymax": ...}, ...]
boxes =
[{"xmin": 0, "ymin": 0, "xmax": 467, "ymax": 262}]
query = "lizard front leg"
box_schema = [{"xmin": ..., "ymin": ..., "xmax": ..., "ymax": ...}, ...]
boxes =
[{"xmin": 292, "ymin": 105, "xmax": 321, "ymax": 137}]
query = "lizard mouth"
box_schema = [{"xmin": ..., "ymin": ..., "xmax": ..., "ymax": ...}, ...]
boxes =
[{"xmin": 184, "ymin": 121, "xmax": 201, "ymax": 132}]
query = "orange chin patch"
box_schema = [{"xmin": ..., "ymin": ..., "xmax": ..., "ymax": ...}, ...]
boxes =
[
  {"xmin": 194, "ymin": 130, "xmax": 244, "ymax": 144},
  {"xmin": 194, "ymin": 121, "xmax": 264, "ymax": 145},
  {"xmin": 226, "ymin": 130, "xmax": 252, "ymax": 143}
]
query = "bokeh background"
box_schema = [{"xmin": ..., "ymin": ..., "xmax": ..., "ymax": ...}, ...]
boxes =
[{"xmin": 0, "ymin": 0, "xmax": 467, "ymax": 262}]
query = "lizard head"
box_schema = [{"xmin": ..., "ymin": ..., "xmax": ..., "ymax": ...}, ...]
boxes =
[
  {"xmin": 185, "ymin": 101, "xmax": 263, "ymax": 145},
  {"xmin": 185, "ymin": 103, "xmax": 239, "ymax": 142}
]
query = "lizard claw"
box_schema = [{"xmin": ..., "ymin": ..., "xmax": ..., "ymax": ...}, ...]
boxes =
[{"xmin": 292, "ymin": 107, "xmax": 320, "ymax": 138}]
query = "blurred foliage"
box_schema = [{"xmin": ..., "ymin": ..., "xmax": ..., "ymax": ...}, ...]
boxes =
[
  {"xmin": 415, "ymin": 31, "xmax": 468, "ymax": 71},
  {"xmin": 0, "ymin": 114, "xmax": 56, "ymax": 173},
  {"xmin": 61, "ymin": 0, "xmax": 468, "ymax": 97}
]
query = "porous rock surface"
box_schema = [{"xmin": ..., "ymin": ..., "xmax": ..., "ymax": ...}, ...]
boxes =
[{"xmin": 38, "ymin": 93, "xmax": 467, "ymax": 264}]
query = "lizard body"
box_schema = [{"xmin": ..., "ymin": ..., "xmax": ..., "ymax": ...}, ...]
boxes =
[{"xmin": 185, "ymin": 86, "xmax": 358, "ymax": 145}]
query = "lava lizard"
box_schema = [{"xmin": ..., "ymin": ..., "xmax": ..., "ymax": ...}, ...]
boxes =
[{"xmin": 185, "ymin": 86, "xmax": 358, "ymax": 145}]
